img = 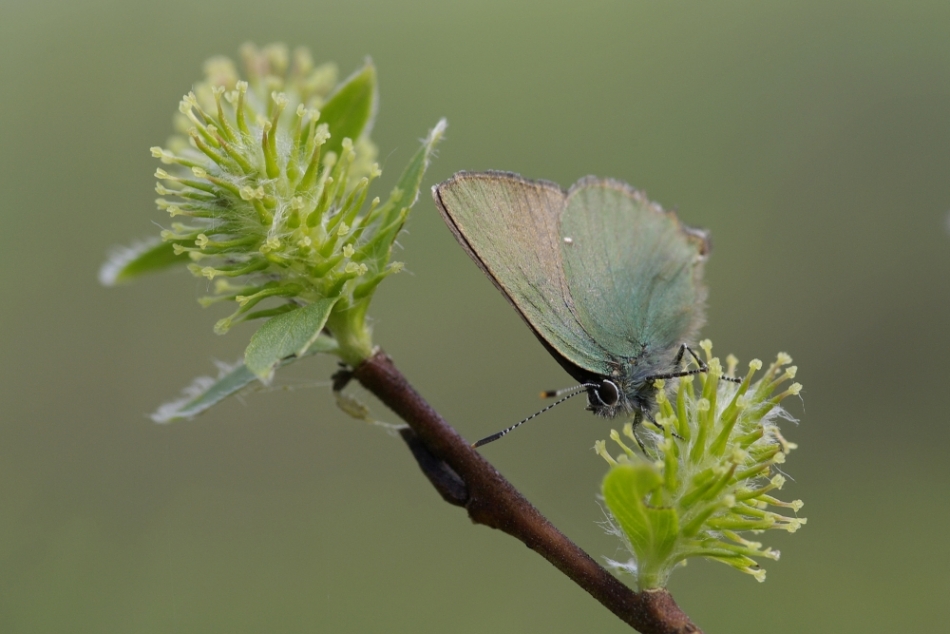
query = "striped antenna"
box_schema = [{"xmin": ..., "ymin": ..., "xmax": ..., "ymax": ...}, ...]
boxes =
[
  {"xmin": 648, "ymin": 343, "xmax": 743, "ymax": 385},
  {"xmin": 540, "ymin": 386, "xmax": 586, "ymax": 398},
  {"xmin": 471, "ymin": 384, "xmax": 594, "ymax": 449}
]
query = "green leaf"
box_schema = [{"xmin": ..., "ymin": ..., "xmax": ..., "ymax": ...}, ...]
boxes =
[
  {"xmin": 368, "ymin": 118, "xmax": 447, "ymax": 262},
  {"xmin": 151, "ymin": 334, "xmax": 338, "ymax": 422},
  {"xmin": 244, "ymin": 297, "xmax": 340, "ymax": 383},
  {"xmin": 98, "ymin": 238, "xmax": 186, "ymax": 286},
  {"xmin": 319, "ymin": 61, "xmax": 377, "ymax": 159},
  {"xmin": 602, "ymin": 463, "xmax": 680, "ymax": 588},
  {"xmin": 394, "ymin": 118, "xmax": 447, "ymax": 214}
]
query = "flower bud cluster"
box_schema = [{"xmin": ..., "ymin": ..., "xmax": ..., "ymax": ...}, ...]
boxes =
[{"xmin": 157, "ymin": 45, "xmax": 396, "ymax": 338}]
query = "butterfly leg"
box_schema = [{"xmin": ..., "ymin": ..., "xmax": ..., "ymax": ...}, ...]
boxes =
[
  {"xmin": 630, "ymin": 410, "xmax": 648, "ymax": 454},
  {"xmin": 641, "ymin": 412, "xmax": 685, "ymax": 444},
  {"xmin": 648, "ymin": 344, "xmax": 707, "ymax": 381},
  {"xmin": 671, "ymin": 342, "xmax": 688, "ymax": 367},
  {"xmin": 652, "ymin": 344, "xmax": 742, "ymax": 384},
  {"xmin": 680, "ymin": 344, "xmax": 743, "ymax": 384},
  {"xmin": 670, "ymin": 343, "xmax": 708, "ymax": 372}
]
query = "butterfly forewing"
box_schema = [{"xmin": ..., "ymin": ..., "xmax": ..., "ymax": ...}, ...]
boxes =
[{"xmin": 433, "ymin": 172, "xmax": 607, "ymax": 375}]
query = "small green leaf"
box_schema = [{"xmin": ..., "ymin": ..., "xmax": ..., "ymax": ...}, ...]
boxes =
[
  {"xmin": 394, "ymin": 118, "xmax": 446, "ymax": 213},
  {"xmin": 602, "ymin": 463, "xmax": 680, "ymax": 588},
  {"xmin": 99, "ymin": 238, "xmax": 186, "ymax": 286},
  {"xmin": 245, "ymin": 297, "xmax": 340, "ymax": 383},
  {"xmin": 368, "ymin": 118, "xmax": 447, "ymax": 262},
  {"xmin": 152, "ymin": 334, "xmax": 338, "ymax": 422},
  {"xmin": 319, "ymin": 61, "xmax": 377, "ymax": 159}
]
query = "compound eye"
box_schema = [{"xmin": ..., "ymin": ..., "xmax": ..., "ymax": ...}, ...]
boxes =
[{"xmin": 596, "ymin": 380, "xmax": 620, "ymax": 407}]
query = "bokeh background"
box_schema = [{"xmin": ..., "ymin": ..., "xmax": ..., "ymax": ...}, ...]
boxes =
[{"xmin": 2, "ymin": 1, "xmax": 949, "ymax": 632}]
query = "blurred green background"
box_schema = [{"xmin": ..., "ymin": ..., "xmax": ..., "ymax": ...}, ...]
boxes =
[{"xmin": 2, "ymin": 1, "xmax": 949, "ymax": 632}]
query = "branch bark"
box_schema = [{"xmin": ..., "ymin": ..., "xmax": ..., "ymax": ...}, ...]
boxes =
[{"xmin": 351, "ymin": 349, "xmax": 701, "ymax": 634}]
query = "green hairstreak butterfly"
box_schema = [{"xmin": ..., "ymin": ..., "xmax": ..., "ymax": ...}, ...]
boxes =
[{"xmin": 432, "ymin": 171, "xmax": 724, "ymax": 448}]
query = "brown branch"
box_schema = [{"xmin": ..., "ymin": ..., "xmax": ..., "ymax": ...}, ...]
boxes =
[{"xmin": 351, "ymin": 349, "xmax": 700, "ymax": 634}]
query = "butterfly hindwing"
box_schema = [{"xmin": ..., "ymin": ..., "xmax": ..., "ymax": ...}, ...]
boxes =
[{"xmin": 559, "ymin": 178, "xmax": 710, "ymax": 370}]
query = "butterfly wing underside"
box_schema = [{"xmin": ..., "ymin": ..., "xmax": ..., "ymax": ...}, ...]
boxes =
[
  {"xmin": 559, "ymin": 178, "xmax": 710, "ymax": 367},
  {"xmin": 432, "ymin": 171, "xmax": 609, "ymax": 377}
]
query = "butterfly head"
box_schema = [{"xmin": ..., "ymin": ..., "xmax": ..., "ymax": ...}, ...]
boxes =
[{"xmin": 584, "ymin": 363, "xmax": 660, "ymax": 420}]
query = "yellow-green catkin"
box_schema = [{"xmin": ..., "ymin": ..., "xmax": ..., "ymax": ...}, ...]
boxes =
[
  {"xmin": 597, "ymin": 340, "xmax": 805, "ymax": 590},
  {"xmin": 103, "ymin": 43, "xmax": 446, "ymax": 365}
]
